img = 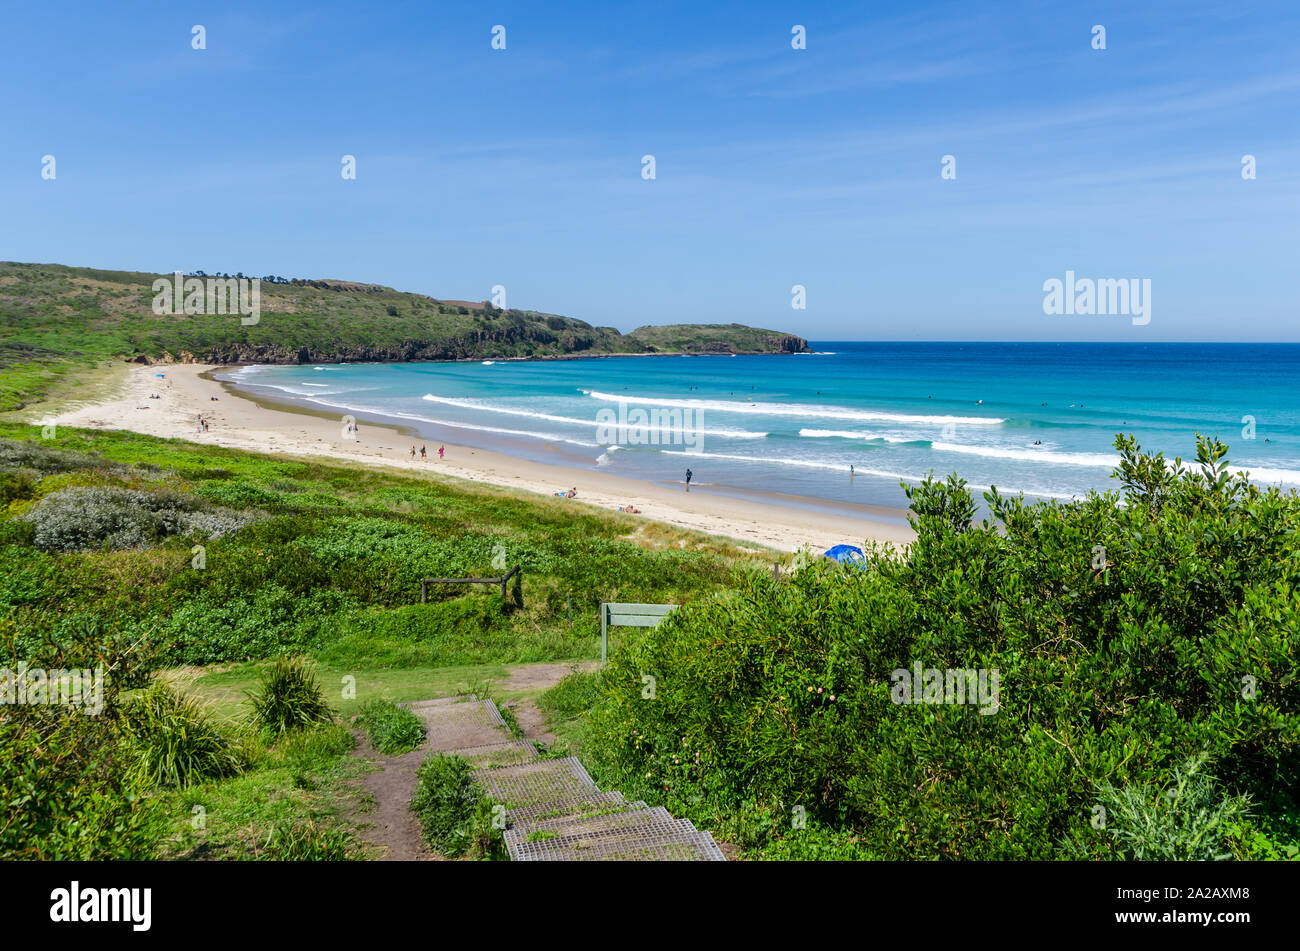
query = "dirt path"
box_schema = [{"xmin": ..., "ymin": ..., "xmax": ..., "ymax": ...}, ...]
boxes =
[
  {"xmin": 350, "ymin": 730, "xmax": 437, "ymax": 861},
  {"xmin": 496, "ymin": 661, "xmax": 597, "ymax": 747},
  {"xmin": 344, "ymin": 663, "xmax": 596, "ymax": 860}
]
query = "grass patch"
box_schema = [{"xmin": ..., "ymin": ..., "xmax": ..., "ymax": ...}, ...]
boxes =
[
  {"xmin": 157, "ymin": 723, "xmax": 368, "ymax": 860},
  {"xmin": 354, "ymin": 699, "xmax": 426, "ymax": 755}
]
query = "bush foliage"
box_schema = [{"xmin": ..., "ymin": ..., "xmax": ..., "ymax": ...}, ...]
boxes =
[
  {"xmin": 409, "ymin": 752, "xmax": 505, "ymax": 859},
  {"xmin": 580, "ymin": 435, "xmax": 1300, "ymax": 859},
  {"xmin": 21, "ymin": 485, "xmax": 255, "ymax": 552}
]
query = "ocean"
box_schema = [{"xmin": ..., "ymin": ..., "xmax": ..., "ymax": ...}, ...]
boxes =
[{"xmin": 220, "ymin": 343, "xmax": 1300, "ymax": 514}]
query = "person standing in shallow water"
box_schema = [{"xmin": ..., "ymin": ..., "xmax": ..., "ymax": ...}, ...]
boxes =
[{"xmin": 685, "ymin": 468, "xmax": 693, "ymax": 491}]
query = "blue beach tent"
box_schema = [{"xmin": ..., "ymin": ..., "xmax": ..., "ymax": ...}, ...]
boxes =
[{"xmin": 823, "ymin": 544, "xmax": 866, "ymax": 568}]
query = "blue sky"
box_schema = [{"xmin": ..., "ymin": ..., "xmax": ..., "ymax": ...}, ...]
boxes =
[{"xmin": 2, "ymin": 1, "xmax": 1297, "ymax": 340}]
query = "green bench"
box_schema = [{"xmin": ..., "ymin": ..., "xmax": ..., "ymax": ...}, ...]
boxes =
[{"xmin": 600, "ymin": 602, "xmax": 678, "ymax": 665}]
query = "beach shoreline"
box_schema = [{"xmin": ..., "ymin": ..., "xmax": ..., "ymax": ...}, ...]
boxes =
[{"xmin": 39, "ymin": 363, "xmax": 916, "ymax": 553}]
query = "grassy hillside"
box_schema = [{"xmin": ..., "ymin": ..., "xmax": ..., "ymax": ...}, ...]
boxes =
[
  {"xmin": 0, "ymin": 424, "xmax": 762, "ymax": 669},
  {"xmin": 0, "ymin": 422, "xmax": 771, "ymax": 859},
  {"xmin": 0, "ymin": 262, "xmax": 809, "ymax": 411}
]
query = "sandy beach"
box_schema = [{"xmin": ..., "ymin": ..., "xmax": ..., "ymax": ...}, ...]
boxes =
[{"xmin": 41, "ymin": 363, "xmax": 915, "ymax": 553}]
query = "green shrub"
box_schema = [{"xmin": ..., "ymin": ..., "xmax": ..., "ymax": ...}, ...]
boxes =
[
  {"xmin": 194, "ymin": 480, "xmax": 283, "ymax": 509},
  {"xmin": 120, "ymin": 683, "xmax": 246, "ymax": 788},
  {"xmin": 582, "ymin": 435, "xmax": 1300, "ymax": 860},
  {"xmin": 409, "ymin": 752, "xmax": 505, "ymax": 859},
  {"xmin": 20, "ymin": 485, "xmax": 253, "ymax": 552},
  {"xmin": 246, "ymin": 657, "xmax": 335, "ymax": 734},
  {"xmin": 154, "ymin": 586, "xmax": 359, "ymax": 665},
  {"xmin": 0, "ymin": 615, "xmax": 161, "ymax": 859},
  {"xmin": 355, "ymin": 699, "xmax": 426, "ymax": 754},
  {"xmin": 758, "ymin": 824, "xmax": 878, "ymax": 861}
]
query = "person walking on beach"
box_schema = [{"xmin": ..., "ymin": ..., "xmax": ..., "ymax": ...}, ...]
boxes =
[
  {"xmin": 438, "ymin": 445, "xmax": 445, "ymax": 460},
  {"xmin": 420, "ymin": 445, "xmax": 427, "ymax": 459},
  {"xmin": 685, "ymin": 468, "xmax": 693, "ymax": 491},
  {"xmin": 410, "ymin": 445, "xmax": 416, "ymax": 459}
]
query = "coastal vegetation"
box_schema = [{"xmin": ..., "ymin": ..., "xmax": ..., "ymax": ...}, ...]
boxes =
[
  {"xmin": 0, "ymin": 262, "xmax": 808, "ymax": 411},
  {"xmin": 0, "ymin": 421, "xmax": 758, "ymax": 859},
  {"xmin": 563, "ymin": 435, "xmax": 1300, "ymax": 859},
  {"xmin": 1, "ymin": 421, "xmax": 1295, "ymax": 860}
]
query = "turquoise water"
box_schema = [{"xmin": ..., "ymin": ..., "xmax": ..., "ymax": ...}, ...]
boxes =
[{"xmin": 222, "ymin": 343, "xmax": 1300, "ymax": 510}]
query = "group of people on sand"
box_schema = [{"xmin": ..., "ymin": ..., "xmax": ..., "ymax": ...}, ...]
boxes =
[
  {"xmin": 196, "ymin": 414, "xmax": 210, "ymax": 433},
  {"xmin": 409, "ymin": 443, "xmax": 444, "ymax": 461}
]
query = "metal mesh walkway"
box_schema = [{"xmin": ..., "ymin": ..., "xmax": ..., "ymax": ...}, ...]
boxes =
[{"xmin": 414, "ymin": 695, "xmax": 726, "ymax": 861}]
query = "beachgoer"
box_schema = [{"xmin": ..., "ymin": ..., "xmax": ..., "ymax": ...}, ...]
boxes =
[
  {"xmin": 685, "ymin": 468, "xmax": 693, "ymax": 490},
  {"xmin": 410, "ymin": 445, "xmax": 416, "ymax": 458},
  {"xmin": 420, "ymin": 445, "xmax": 427, "ymax": 459},
  {"xmin": 566, "ymin": 487, "xmax": 577, "ymax": 498},
  {"xmin": 438, "ymin": 445, "xmax": 444, "ymax": 459}
]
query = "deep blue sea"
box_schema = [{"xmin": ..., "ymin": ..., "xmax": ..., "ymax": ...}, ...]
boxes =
[{"xmin": 222, "ymin": 343, "xmax": 1300, "ymax": 511}]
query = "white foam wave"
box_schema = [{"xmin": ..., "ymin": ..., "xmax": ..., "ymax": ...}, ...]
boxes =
[
  {"xmin": 658, "ymin": 449, "xmax": 1077, "ymax": 499},
  {"xmin": 932, "ymin": 442, "xmax": 1120, "ymax": 468},
  {"xmin": 1230, "ymin": 464, "xmax": 1300, "ymax": 485},
  {"xmin": 420, "ymin": 393, "xmax": 767, "ymax": 439},
  {"xmin": 297, "ymin": 398, "xmax": 599, "ymax": 447},
  {"xmin": 800, "ymin": 428, "xmax": 918, "ymax": 443},
  {"xmin": 585, "ymin": 390, "xmax": 1003, "ymax": 426}
]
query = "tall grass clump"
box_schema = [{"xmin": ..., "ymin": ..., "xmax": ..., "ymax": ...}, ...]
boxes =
[
  {"xmin": 246, "ymin": 657, "xmax": 335, "ymax": 735},
  {"xmin": 121, "ymin": 683, "xmax": 246, "ymax": 788},
  {"xmin": 355, "ymin": 699, "xmax": 426, "ymax": 755},
  {"xmin": 250, "ymin": 818, "xmax": 355, "ymax": 861},
  {"xmin": 409, "ymin": 753, "xmax": 505, "ymax": 859}
]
